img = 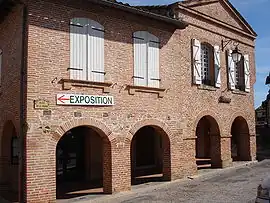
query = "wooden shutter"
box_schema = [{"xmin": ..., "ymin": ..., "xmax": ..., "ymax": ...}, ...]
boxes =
[
  {"xmin": 192, "ymin": 39, "xmax": 202, "ymax": 85},
  {"xmin": 227, "ymin": 50, "xmax": 235, "ymax": 90},
  {"xmin": 244, "ymin": 54, "xmax": 250, "ymax": 92},
  {"xmin": 88, "ymin": 20, "xmax": 105, "ymax": 82},
  {"xmin": 147, "ymin": 34, "xmax": 160, "ymax": 88},
  {"xmin": 214, "ymin": 45, "xmax": 221, "ymax": 88},
  {"xmin": 133, "ymin": 31, "xmax": 147, "ymax": 86},
  {"xmin": 70, "ymin": 18, "xmax": 88, "ymax": 80}
]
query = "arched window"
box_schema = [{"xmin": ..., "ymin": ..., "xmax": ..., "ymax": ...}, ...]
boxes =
[
  {"xmin": 133, "ymin": 31, "xmax": 160, "ymax": 88},
  {"xmin": 69, "ymin": 18, "xmax": 105, "ymax": 82},
  {"xmin": 192, "ymin": 39, "xmax": 221, "ymax": 87}
]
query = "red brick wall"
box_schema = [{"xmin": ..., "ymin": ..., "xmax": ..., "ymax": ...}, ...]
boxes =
[
  {"xmin": 0, "ymin": 0, "xmax": 257, "ymax": 202},
  {"xmin": 0, "ymin": 4, "xmax": 23, "ymax": 200}
]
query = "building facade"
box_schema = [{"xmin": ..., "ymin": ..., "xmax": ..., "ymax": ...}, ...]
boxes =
[{"xmin": 0, "ymin": 0, "xmax": 257, "ymax": 202}]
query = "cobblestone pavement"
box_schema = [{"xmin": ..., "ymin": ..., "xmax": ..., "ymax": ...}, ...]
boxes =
[{"xmin": 92, "ymin": 160, "xmax": 270, "ymax": 203}]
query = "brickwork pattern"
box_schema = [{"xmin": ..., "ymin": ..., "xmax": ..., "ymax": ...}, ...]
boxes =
[{"xmin": 0, "ymin": 0, "xmax": 257, "ymax": 202}]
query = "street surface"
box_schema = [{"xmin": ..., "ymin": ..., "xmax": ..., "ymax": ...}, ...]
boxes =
[{"xmin": 93, "ymin": 160, "xmax": 270, "ymax": 203}]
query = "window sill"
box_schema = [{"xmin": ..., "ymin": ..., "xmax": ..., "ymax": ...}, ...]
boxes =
[
  {"xmin": 126, "ymin": 85, "xmax": 166, "ymax": 98},
  {"xmin": 197, "ymin": 84, "xmax": 217, "ymax": 91},
  {"xmin": 232, "ymin": 89, "xmax": 247, "ymax": 95},
  {"xmin": 59, "ymin": 79, "xmax": 113, "ymax": 93}
]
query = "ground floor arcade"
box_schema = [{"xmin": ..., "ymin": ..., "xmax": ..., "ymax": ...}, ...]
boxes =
[{"xmin": 0, "ymin": 115, "xmax": 256, "ymax": 202}]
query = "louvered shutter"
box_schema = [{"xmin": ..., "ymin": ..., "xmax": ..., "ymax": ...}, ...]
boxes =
[
  {"xmin": 133, "ymin": 31, "xmax": 147, "ymax": 86},
  {"xmin": 88, "ymin": 20, "xmax": 105, "ymax": 82},
  {"xmin": 227, "ymin": 50, "xmax": 235, "ymax": 90},
  {"xmin": 148, "ymin": 34, "xmax": 160, "ymax": 88},
  {"xmin": 192, "ymin": 39, "xmax": 202, "ymax": 85},
  {"xmin": 70, "ymin": 18, "xmax": 87, "ymax": 80},
  {"xmin": 214, "ymin": 45, "xmax": 221, "ymax": 88},
  {"xmin": 244, "ymin": 54, "xmax": 250, "ymax": 92}
]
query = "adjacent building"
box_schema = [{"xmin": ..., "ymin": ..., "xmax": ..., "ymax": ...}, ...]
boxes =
[{"xmin": 0, "ymin": 0, "xmax": 257, "ymax": 202}]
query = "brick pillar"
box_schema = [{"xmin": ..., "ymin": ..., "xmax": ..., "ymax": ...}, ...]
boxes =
[
  {"xmin": 220, "ymin": 136, "xmax": 232, "ymax": 168},
  {"xmin": 25, "ymin": 132, "xmax": 56, "ymax": 203},
  {"xmin": 171, "ymin": 135, "xmax": 197, "ymax": 180},
  {"xmin": 162, "ymin": 134, "xmax": 171, "ymax": 181},
  {"xmin": 250, "ymin": 134, "xmax": 257, "ymax": 161},
  {"xmin": 110, "ymin": 136, "xmax": 131, "ymax": 193}
]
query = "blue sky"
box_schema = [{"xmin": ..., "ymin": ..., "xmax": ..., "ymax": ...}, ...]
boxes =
[{"xmin": 124, "ymin": 0, "xmax": 270, "ymax": 108}]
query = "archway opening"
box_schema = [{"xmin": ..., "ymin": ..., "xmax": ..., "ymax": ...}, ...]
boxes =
[
  {"xmin": 131, "ymin": 126, "xmax": 170, "ymax": 185},
  {"xmin": 231, "ymin": 117, "xmax": 251, "ymax": 161},
  {"xmin": 56, "ymin": 126, "xmax": 111, "ymax": 200},
  {"xmin": 0, "ymin": 121, "xmax": 19, "ymax": 202},
  {"xmin": 195, "ymin": 116, "xmax": 221, "ymax": 169}
]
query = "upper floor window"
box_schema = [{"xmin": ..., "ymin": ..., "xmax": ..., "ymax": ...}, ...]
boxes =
[
  {"xmin": 69, "ymin": 18, "xmax": 105, "ymax": 82},
  {"xmin": 133, "ymin": 31, "xmax": 160, "ymax": 88},
  {"xmin": 192, "ymin": 39, "xmax": 221, "ymax": 88},
  {"xmin": 0, "ymin": 49, "xmax": 2, "ymax": 85},
  {"xmin": 227, "ymin": 50, "xmax": 250, "ymax": 92}
]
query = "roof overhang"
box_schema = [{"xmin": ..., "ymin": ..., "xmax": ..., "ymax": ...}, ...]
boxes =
[{"xmin": 88, "ymin": 0, "xmax": 189, "ymax": 29}]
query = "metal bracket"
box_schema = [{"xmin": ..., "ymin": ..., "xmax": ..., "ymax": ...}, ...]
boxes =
[{"xmin": 221, "ymin": 38, "xmax": 239, "ymax": 51}]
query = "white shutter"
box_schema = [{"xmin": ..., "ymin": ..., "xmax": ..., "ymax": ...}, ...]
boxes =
[
  {"xmin": 192, "ymin": 39, "xmax": 202, "ymax": 85},
  {"xmin": 244, "ymin": 54, "xmax": 250, "ymax": 92},
  {"xmin": 214, "ymin": 45, "xmax": 221, "ymax": 88},
  {"xmin": 88, "ymin": 20, "xmax": 105, "ymax": 82},
  {"xmin": 70, "ymin": 18, "xmax": 87, "ymax": 80},
  {"xmin": 227, "ymin": 50, "xmax": 235, "ymax": 90},
  {"xmin": 133, "ymin": 31, "xmax": 147, "ymax": 86},
  {"xmin": 147, "ymin": 34, "xmax": 160, "ymax": 88}
]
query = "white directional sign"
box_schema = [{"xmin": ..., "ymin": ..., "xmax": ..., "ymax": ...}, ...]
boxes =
[{"xmin": 56, "ymin": 94, "xmax": 114, "ymax": 106}]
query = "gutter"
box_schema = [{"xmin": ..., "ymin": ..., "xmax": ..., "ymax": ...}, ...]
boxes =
[{"xmin": 88, "ymin": 0, "xmax": 189, "ymax": 29}]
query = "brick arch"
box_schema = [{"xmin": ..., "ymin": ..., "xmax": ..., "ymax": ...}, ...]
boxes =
[
  {"xmin": 128, "ymin": 119, "xmax": 173, "ymax": 141},
  {"xmin": 129, "ymin": 119, "xmax": 172, "ymax": 181},
  {"xmin": 193, "ymin": 110, "xmax": 222, "ymax": 135},
  {"xmin": 229, "ymin": 112, "xmax": 251, "ymax": 134},
  {"xmin": 53, "ymin": 117, "xmax": 112, "ymax": 143}
]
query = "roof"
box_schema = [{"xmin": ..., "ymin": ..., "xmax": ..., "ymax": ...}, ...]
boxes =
[
  {"xmin": 178, "ymin": 0, "xmax": 257, "ymax": 36},
  {"xmin": 88, "ymin": 0, "xmax": 188, "ymax": 29},
  {"xmin": 135, "ymin": 0, "xmax": 257, "ymax": 37}
]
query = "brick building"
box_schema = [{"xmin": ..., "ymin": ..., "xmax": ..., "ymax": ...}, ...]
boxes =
[{"xmin": 0, "ymin": 0, "xmax": 257, "ymax": 202}]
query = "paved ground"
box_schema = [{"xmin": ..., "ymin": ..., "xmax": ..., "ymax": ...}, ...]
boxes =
[{"xmin": 66, "ymin": 160, "xmax": 270, "ymax": 203}]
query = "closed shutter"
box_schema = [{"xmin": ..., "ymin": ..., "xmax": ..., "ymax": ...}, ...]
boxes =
[
  {"xmin": 244, "ymin": 54, "xmax": 250, "ymax": 92},
  {"xmin": 88, "ymin": 20, "xmax": 105, "ymax": 82},
  {"xmin": 214, "ymin": 45, "xmax": 221, "ymax": 88},
  {"xmin": 70, "ymin": 18, "xmax": 88, "ymax": 80},
  {"xmin": 227, "ymin": 50, "xmax": 235, "ymax": 90},
  {"xmin": 133, "ymin": 31, "xmax": 147, "ymax": 86},
  {"xmin": 147, "ymin": 34, "xmax": 160, "ymax": 88},
  {"xmin": 192, "ymin": 39, "xmax": 202, "ymax": 85}
]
